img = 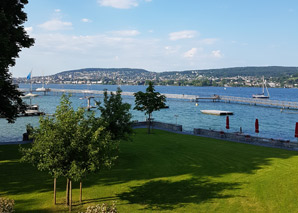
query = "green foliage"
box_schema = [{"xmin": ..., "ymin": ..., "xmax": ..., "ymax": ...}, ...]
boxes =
[
  {"xmin": 134, "ymin": 81, "xmax": 166, "ymax": 115},
  {"xmin": 0, "ymin": 197, "xmax": 15, "ymax": 213},
  {"xmin": 134, "ymin": 82, "xmax": 166, "ymax": 133},
  {"xmin": 83, "ymin": 202, "xmax": 117, "ymax": 213},
  {"xmin": 97, "ymin": 88, "xmax": 133, "ymax": 141},
  {"xmin": 21, "ymin": 94, "xmax": 118, "ymax": 181},
  {"xmin": 0, "ymin": 0, "xmax": 34, "ymax": 123}
]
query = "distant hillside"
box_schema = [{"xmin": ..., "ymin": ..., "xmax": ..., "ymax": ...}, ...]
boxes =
[
  {"xmin": 53, "ymin": 66, "xmax": 298, "ymax": 78},
  {"xmin": 47, "ymin": 68, "xmax": 153, "ymax": 84},
  {"xmin": 14, "ymin": 66, "xmax": 298, "ymax": 88},
  {"xmin": 160, "ymin": 66, "xmax": 298, "ymax": 78},
  {"xmin": 57, "ymin": 68, "xmax": 149, "ymax": 76}
]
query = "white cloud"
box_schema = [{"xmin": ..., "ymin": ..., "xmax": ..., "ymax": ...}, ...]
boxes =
[
  {"xmin": 39, "ymin": 19, "xmax": 73, "ymax": 31},
  {"xmin": 184, "ymin": 48, "xmax": 197, "ymax": 58},
  {"xmin": 169, "ymin": 30, "xmax": 197, "ymax": 41},
  {"xmin": 110, "ymin": 30, "xmax": 140, "ymax": 36},
  {"xmin": 34, "ymin": 33, "xmax": 148, "ymax": 54},
  {"xmin": 81, "ymin": 18, "xmax": 92, "ymax": 23},
  {"xmin": 200, "ymin": 38, "xmax": 218, "ymax": 45},
  {"xmin": 24, "ymin": 27, "xmax": 33, "ymax": 34},
  {"xmin": 164, "ymin": 45, "xmax": 180, "ymax": 55},
  {"xmin": 98, "ymin": 0, "xmax": 138, "ymax": 9},
  {"xmin": 13, "ymin": 29, "xmax": 225, "ymax": 76},
  {"xmin": 54, "ymin": 9, "xmax": 61, "ymax": 13},
  {"xmin": 212, "ymin": 50, "xmax": 223, "ymax": 58}
]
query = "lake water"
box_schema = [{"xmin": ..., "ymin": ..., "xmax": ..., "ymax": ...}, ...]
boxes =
[{"xmin": 1, "ymin": 84, "xmax": 298, "ymax": 142}]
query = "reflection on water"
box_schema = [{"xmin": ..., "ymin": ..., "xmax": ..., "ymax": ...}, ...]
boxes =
[{"xmin": 1, "ymin": 84, "xmax": 298, "ymax": 142}]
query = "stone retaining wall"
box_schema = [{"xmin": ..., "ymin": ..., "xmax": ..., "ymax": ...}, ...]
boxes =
[
  {"xmin": 194, "ymin": 128, "xmax": 298, "ymax": 150},
  {"xmin": 132, "ymin": 121, "xmax": 182, "ymax": 132},
  {"xmin": 132, "ymin": 121, "xmax": 298, "ymax": 151}
]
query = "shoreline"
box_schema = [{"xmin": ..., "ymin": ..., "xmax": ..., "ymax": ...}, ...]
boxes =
[
  {"xmin": 0, "ymin": 140, "xmax": 32, "ymax": 146},
  {"xmin": 2, "ymin": 123, "xmax": 298, "ymax": 152}
]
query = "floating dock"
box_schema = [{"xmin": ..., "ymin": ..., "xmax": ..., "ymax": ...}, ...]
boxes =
[{"xmin": 200, "ymin": 110, "xmax": 234, "ymax": 115}]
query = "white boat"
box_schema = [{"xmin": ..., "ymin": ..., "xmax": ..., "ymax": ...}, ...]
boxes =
[
  {"xmin": 22, "ymin": 70, "xmax": 39, "ymax": 98},
  {"xmin": 36, "ymin": 87, "xmax": 51, "ymax": 92},
  {"xmin": 252, "ymin": 76, "xmax": 270, "ymax": 99},
  {"xmin": 21, "ymin": 92, "xmax": 38, "ymax": 99},
  {"xmin": 36, "ymin": 75, "xmax": 51, "ymax": 92},
  {"xmin": 200, "ymin": 110, "xmax": 234, "ymax": 115},
  {"xmin": 19, "ymin": 104, "xmax": 45, "ymax": 116}
]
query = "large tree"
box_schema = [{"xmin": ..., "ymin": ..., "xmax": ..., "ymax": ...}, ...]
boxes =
[
  {"xmin": 97, "ymin": 87, "xmax": 133, "ymax": 141},
  {"xmin": 0, "ymin": 0, "xmax": 34, "ymax": 122},
  {"xmin": 21, "ymin": 95, "xmax": 118, "ymax": 211},
  {"xmin": 134, "ymin": 81, "xmax": 166, "ymax": 133}
]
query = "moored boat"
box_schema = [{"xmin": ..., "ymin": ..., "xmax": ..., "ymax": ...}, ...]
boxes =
[
  {"xmin": 21, "ymin": 92, "xmax": 38, "ymax": 99},
  {"xmin": 17, "ymin": 104, "xmax": 45, "ymax": 117},
  {"xmin": 252, "ymin": 76, "xmax": 270, "ymax": 99},
  {"xmin": 36, "ymin": 87, "xmax": 51, "ymax": 92}
]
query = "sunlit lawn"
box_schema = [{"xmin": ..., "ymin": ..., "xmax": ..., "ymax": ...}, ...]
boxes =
[{"xmin": 1, "ymin": 128, "xmax": 298, "ymax": 212}]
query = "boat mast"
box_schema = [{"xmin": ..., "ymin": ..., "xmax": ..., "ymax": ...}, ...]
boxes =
[
  {"xmin": 30, "ymin": 69, "xmax": 33, "ymax": 93},
  {"xmin": 30, "ymin": 71, "xmax": 32, "ymax": 105},
  {"xmin": 265, "ymin": 79, "xmax": 270, "ymax": 97},
  {"xmin": 262, "ymin": 76, "xmax": 265, "ymax": 94}
]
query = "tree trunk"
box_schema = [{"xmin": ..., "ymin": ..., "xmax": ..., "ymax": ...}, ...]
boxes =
[
  {"xmin": 80, "ymin": 181, "xmax": 82, "ymax": 203},
  {"xmin": 69, "ymin": 180, "xmax": 72, "ymax": 212},
  {"xmin": 147, "ymin": 113, "xmax": 151, "ymax": 134},
  {"xmin": 54, "ymin": 178, "xmax": 56, "ymax": 205},
  {"xmin": 66, "ymin": 178, "xmax": 69, "ymax": 206}
]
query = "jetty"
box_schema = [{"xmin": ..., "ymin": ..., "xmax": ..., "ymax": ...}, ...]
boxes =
[
  {"xmin": 21, "ymin": 88, "xmax": 298, "ymax": 110},
  {"xmin": 219, "ymin": 95, "xmax": 298, "ymax": 109},
  {"xmin": 48, "ymin": 88, "xmax": 220, "ymax": 101}
]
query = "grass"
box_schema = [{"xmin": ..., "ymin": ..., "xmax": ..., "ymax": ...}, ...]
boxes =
[{"xmin": 1, "ymin": 128, "xmax": 298, "ymax": 212}]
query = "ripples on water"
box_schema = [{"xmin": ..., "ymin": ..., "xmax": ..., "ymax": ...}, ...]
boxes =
[{"xmin": 1, "ymin": 84, "xmax": 297, "ymax": 142}]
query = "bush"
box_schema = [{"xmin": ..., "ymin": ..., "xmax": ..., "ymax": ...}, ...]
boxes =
[
  {"xmin": 0, "ymin": 197, "xmax": 14, "ymax": 213},
  {"xmin": 83, "ymin": 202, "xmax": 117, "ymax": 213}
]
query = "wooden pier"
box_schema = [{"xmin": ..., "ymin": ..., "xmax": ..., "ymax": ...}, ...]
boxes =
[{"xmin": 25, "ymin": 88, "xmax": 298, "ymax": 110}]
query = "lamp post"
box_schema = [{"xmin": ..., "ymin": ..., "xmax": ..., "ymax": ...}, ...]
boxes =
[{"xmin": 174, "ymin": 115, "xmax": 178, "ymax": 125}]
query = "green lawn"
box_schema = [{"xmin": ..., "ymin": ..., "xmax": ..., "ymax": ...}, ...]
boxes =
[{"xmin": 1, "ymin": 128, "xmax": 298, "ymax": 212}]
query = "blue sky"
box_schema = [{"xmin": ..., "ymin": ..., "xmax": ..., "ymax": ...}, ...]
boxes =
[{"xmin": 11, "ymin": 0, "xmax": 298, "ymax": 77}]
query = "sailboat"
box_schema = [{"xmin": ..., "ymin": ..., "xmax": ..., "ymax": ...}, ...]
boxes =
[
  {"xmin": 252, "ymin": 76, "xmax": 270, "ymax": 99},
  {"xmin": 21, "ymin": 71, "xmax": 38, "ymax": 99},
  {"xmin": 19, "ymin": 71, "xmax": 44, "ymax": 116},
  {"xmin": 36, "ymin": 75, "xmax": 51, "ymax": 93}
]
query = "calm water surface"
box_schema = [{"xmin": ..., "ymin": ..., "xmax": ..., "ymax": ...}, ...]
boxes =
[{"xmin": 1, "ymin": 84, "xmax": 297, "ymax": 142}]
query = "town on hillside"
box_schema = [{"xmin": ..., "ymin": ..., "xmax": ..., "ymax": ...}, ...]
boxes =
[{"xmin": 13, "ymin": 66, "xmax": 298, "ymax": 88}]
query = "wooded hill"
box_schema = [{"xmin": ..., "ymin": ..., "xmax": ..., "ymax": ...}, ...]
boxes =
[
  {"xmin": 54, "ymin": 66, "xmax": 298, "ymax": 79},
  {"xmin": 14, "ymin": 66, "xmax": 298, "ymax": 87}
]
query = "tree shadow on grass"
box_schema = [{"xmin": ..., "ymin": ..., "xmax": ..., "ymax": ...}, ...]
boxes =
[
  {"xmin": 73, "ymin": 196, "xmax": 117, "ymax": 206},
  {"xmin": 118, "ymin": 178, "xmax": 241, "ymax": 211},
  {"xmin": 0, "ymin": 160, "xmax": 55, "ymax": 196},
  {"xmin": 2, "ymin": 131, "xmax": 298, "ymax": 211},
  {"xmin": 15, "ymin": 198, "xmax": 53, "ymax": 213}
]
